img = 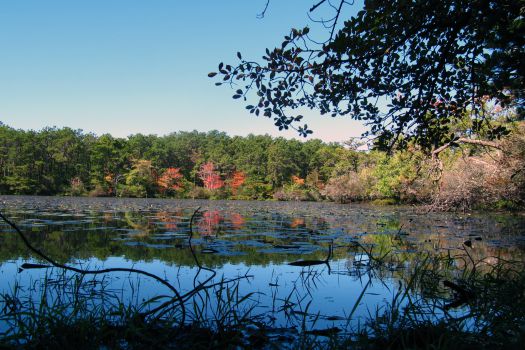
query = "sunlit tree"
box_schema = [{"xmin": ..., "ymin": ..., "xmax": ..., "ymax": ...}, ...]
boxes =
[
  {"xmin": 157, "ymin": 167, "xmax": 184, "ymax": 195},
  {"xmin": 198, "ymin": 162, "xmax": 224, "ymax": 190},
  {"xmin": 229, "ymin": 170, "xmax": 246, "ymax": 195}
]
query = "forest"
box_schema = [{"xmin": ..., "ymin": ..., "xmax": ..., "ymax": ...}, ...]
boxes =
[{"xmin": 1, "ymin": 116, "xmax": 523, "ymax": 211}]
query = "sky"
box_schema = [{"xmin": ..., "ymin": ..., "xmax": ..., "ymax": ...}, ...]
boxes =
[{"xmin": 0, "ymin": 0, "xmax": 367, "ymax": 143}]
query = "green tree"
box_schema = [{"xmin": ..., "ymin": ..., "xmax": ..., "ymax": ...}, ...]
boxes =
[
  {"xmin": 123, "ymin": 159, "xmax": 157, "ymax": 197},
  {"xmin": 231, "ymin": 134, "xmax": 272, "ymax": 181},
  {"xmin": 266, "ymin": 138, "xmax": 302, "ymax": 187},
  {"xmin": 90, "ymin": 134, "xmax": 128, "ymax": 194}
]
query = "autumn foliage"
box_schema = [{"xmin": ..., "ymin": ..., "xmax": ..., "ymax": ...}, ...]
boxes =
[
  {"xmin": 198, "ymin": 162, "xmax": 224, "ymax": 190},
  {"xmin": 157, "ymin": 167, "xmax": 184, "ymax": 193},
  {"xmin": 291, "ymin": 175, "xmax": 305, "ymax": 186},
  {"xmin": 230, "ymin": 171, "xmax": 246, "ymax": 194}
]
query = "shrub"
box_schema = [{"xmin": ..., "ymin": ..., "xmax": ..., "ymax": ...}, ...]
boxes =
[
  {"xmin": 188, "ymin": 186, "xmax": 211, "ymax": 199},
  {"xmin": 237, "ymin": 180, "xmax": 273, "ymax": 200},
  {"xmin": 321, "ymin": 171, "xmax": 368, "ymax": 203},
  {"xmin": 67, "ymin": 177, "xmax": 86, "ymax": 196},
  {"xmin": 88, "ymin": 184, "xmax": 110, "ymax": 197},
  {"xmin": 433, "ymin": 154, "xmax": 518, "ymax": 211},
  {"xmin": 119, "ymin": 184, "xmax": 147, "ymax": 198}
]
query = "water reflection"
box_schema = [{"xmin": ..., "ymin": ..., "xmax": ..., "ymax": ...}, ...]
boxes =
[{"xmin": 0, "ymin": 196, "xmax": 524, "ymax": 329}]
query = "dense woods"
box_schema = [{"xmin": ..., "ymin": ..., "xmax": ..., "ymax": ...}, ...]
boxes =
[{"xmin": 0, "ymin": 120, "xmax": 523, "ymax": 210}]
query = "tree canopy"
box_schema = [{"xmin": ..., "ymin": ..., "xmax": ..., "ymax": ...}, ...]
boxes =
[{"xmin": 211, "ymin": 0, "xmax": 524, "ymax": 150}]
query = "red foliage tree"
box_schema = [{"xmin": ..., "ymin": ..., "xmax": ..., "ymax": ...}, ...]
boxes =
[
  {"xmin": 230, "ymin": 170, "xmax": 246, "ymax": 195},
  {"xmin": 198, "ymin": 162, "xmax": 224, "ymax": 190},
  {"xmin": 158, "ymin": 167, "xmax": 184, "ymax": 193}
]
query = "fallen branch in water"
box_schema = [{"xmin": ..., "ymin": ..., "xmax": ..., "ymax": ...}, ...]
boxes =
[
  {"xmin": 142, "ymin": 207, "xmax": 253, "ymax": 320},
  {"xmin": 288, "ymin": 241, "xmax": 333, "ymax": 273},
  {"xmin": 0, "ymin": 209, "xmax": 187, "ymax": 324}
]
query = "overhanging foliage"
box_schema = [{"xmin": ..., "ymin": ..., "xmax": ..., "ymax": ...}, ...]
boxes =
[{"xmin": 211, "ymin": 0, "xmax": 524, "ymax": 150}]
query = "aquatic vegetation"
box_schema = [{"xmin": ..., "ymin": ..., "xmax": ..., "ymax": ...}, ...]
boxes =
[{"xmin": 0, "ymin": 198, "xmax": 524, "ymax": 348}]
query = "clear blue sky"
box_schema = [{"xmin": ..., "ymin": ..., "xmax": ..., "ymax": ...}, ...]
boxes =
[{"xmin": 0, "ymin": 0, "xmax": 366, "ymax": 142}]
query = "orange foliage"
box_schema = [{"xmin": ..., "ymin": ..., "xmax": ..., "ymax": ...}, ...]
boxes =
[
  {"xmin": 230, "ymin": 171, "xmax": 246, "ymax": 194},
  {"xmin": 158, "ymin": 167, "xmax": 183, "ymax": 192},
  {"xmin": 291, "ymin": 175, "xmax": 305, "ymax": 185},
  {"xmin": 104, "ymin": 173, "xmax": 114, "ymax": 195}
]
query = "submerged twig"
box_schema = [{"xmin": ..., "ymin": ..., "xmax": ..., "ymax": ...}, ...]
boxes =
[{"xmin": 0, "ymin": 210, "xmax": 186, "ymax": 325}]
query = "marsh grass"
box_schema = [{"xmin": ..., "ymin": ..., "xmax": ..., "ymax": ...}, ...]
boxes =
[
  {"xmin": 349, "ymin": 245, "xmax": 525, "ymax": 350},
  {"xmin": 0, "ymin": 270, "xmax": 267, "ymax": 349},
  {"xmin": 1, "ymin": 249, "xmax": 523, "ymax": 349}
]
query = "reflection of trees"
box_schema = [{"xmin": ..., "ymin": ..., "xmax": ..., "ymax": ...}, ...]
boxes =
[
  {"xmin": 196, "ymin": 210, "xmax": 222, "ymax": 236},
  {"xmin": 0, "ymin": 227, "xmax": 335, "ymax": 268},
  {"xmin": 1, "ymin": 206, "xmax": 524, "ymax": 274},
  {"xmin": 229, "ymin": 213, "xmax": 244, "ymax": 230},
  {"xmin": 155, "ymin": 211, "xmax": 181, "ymax": 230},
  {"xmin": 123, "ymin": 212, "xmax": 153, "ymax": 235}
]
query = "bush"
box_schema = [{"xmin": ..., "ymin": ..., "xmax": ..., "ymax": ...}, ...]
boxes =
[
  {"xmin": 433, "ymin": 154, "xmax": 520, "ymax": 211},
  {"xmin": 188, "ymin": 186, "xmax": 211, "ymax": 199},
  {"xmin": 237, "ymin": 180, "xmax": 273, "ymax": 200},
  {"xmin": 67, "ymin": 177, "xmax": 86, "ymax": 196},
  {"xmin": 118, "ymin": 185, "xmax": 147, "ymax": 198},
  {"xmin": 321, "ymin": 171, "xmax": 368, "ymax": 203},
  {"xmin": 431, "ymin": 121, "xmax": 525, "ymax": 211},
  {"xmin": 273, "ymin": 187, "xmax": 308, "ymax": 201},
  {"xmin": 88, "ymin": 184, "xmax": 110, "ymax": 197},
  {"xmin": 369, "ymin": 150, "xmax": 424, "ymax": 200}
]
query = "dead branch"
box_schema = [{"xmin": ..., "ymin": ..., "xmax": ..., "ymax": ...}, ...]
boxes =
[
  {"xmin": 0, "ymin": 209, "xmax": 187, "ymax": 324},
  {"xmin": 432, "ymin": 138, "xmax": 502, "ymax": 161}
]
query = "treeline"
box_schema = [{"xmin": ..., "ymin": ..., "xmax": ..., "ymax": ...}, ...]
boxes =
[{"xmin": 0, "ymin": 122, "xmax": 523, "ymax": 209}]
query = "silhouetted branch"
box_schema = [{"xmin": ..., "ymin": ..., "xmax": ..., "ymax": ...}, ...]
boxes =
[
  {"xmin": 432, "ymin": 137, "xmax": 502, "ymax": 160},
  {"xmin": 257, "ymin": 0, "xmax": 270, "ymax": 19},
  {"xmin": 309, "ymin": 0, "xmax": 327, "ymax": 12},
  {"xmin": 0, "ymin": 209, "xmax": 187, "ymax": 324},
  {"xmin": 329, "ymin": 1, "xmax": 345, "ymax": 41}
]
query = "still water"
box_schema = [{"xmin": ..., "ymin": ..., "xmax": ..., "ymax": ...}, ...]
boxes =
[{"xmin": 1, "ymin": 196, "xmax": 524, "ymax": 331}]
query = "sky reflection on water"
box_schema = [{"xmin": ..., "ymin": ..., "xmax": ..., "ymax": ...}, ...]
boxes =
[{"xmin": 0, "ymin": 196, "xmax": 524, "ymax": 329}]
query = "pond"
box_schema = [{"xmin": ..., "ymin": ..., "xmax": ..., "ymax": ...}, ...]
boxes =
[{"xmin": 1, "ymin": 196, "xmax": 524, "ymax": 337}]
